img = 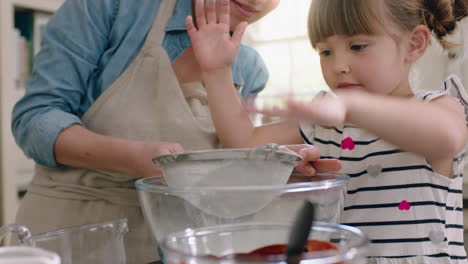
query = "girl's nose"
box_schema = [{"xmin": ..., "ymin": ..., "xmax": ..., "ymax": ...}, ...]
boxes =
[{"xmin": 332, "ymin": 59, "xmax": 351, "ymax": 74}]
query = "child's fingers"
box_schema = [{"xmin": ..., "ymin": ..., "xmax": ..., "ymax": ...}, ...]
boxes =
[
  {"xmin": 297, "ymin": 146, "xmax": 321, "ymax": 167},
  {"xmin": 295, "ymin": 164, "xmax": 317, "ymax": 176},
  {"xmin": 284, "ymin": 144, "xmax": 316, "ymax": 154},
  {"xmin": 232, "ymin": 21, "xmax": 248, "ymax": 45},
  {"xmin": 185, "ymin": 16, "xmax": 197, "ymax": 39},
  {"xmin": 289, "ymin": 96, "xmax": 346, "ymax": 126},
  {"xmin": 256, "ymin": 107, "xmax": 289, "ymax": 117},
  {"xmin": 282, "ymin": 145, "xmax": 319, "ymax": 175},
  {"xmin": 297, "ymin": 159, "xmax": 341, "ymax": 176},
  {"xmin": 194, "ymin": 0, "xmax": 207, "ymax": 27},
  {"xmin": 206, "ymin": 0, "xmax": 217, "ymax": 24},
  {"xmin": 286, "ymin": 99, "xmax": 318, "ymax": 119},
  {"xmin": 218, "ymin": 0, "xmax": 230, "ymax": 25},
  {"xmin": 311, "ymin": 159, "xmax": 342, "ymax": 173}
]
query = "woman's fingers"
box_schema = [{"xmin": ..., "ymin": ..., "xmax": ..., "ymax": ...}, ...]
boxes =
[
  {"xmin": 218, "ymin": 0, "xmax": 230, "ymax": 25},
  {"xmin": 206, "ymin": 0, "xmax": 217, "ymax": 24},
  {"xmin": 194, "ymin": 0, "xmax": 207, "ymax": 27},
  {"xmin": 169, "ymin": 143, "xmax": 185, "ymax": 154}
]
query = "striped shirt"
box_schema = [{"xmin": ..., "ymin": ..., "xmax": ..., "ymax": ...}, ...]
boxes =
[{"xmin": 300, "ymin": 75, "xmax": 468, "ymax": 263}]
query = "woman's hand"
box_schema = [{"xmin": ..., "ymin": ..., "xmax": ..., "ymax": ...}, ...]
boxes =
[
  {"xmin": 54, "ymin": 124, "xmax": 185, "ymax": 178},
  {"xmin": 280, "ymin": 144, "xmax": 341, "ymax": 176},
  {"xmin": 186, "ymin": 0, "xmax": 248, "ymax": 72},
  {"xmin": 129, "ymin": 141, "xmax": 184, "ymax": 178}
]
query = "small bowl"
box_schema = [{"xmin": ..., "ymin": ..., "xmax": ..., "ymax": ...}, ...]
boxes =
[{"xmin": 161, "ymin": 222, "xmax": 368, "ymax": 264}]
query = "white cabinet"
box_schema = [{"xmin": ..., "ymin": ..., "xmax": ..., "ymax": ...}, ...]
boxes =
[{"xmin": 0, "ymin": 0, "xmax": 63, "ymax": 226}]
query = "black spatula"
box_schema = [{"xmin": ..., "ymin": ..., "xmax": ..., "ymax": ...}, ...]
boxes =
[{"xmin": 286, "ymin": 200, "xmax": 315, "ymax": 264}]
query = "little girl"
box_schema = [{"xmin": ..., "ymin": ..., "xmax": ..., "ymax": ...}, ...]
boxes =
[{"xmin": 187, "ymin": 0, "xmax": 468, "ymax": 262}]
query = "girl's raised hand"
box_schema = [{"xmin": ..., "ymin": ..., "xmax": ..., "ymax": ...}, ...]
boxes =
[
  {"xmin": 186, "ymin": 0, "xmax": 248, "ymax": 72},
  {"xmin": 245, "ymin": 93, "xmax": 348, "ymax": 128}
]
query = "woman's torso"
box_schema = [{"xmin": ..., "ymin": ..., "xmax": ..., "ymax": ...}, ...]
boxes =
[{"xmin": 12, "ymin": 0, "xmax": 269, "ymax": 168}]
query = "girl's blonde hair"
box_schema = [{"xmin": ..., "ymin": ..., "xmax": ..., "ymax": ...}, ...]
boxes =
[{"xmin": 308, "ymin": 0, "xmax": 468, "ymax": 49}]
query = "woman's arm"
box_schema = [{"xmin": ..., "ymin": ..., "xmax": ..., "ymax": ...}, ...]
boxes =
[
  {"xmin": 55, "ymin": 125, "xmax": 183, "ymax": 178},
  {"xmin": 12, "ymin": 0, "xmax": 184, "ymax": 177},
  {"xmin": 11, "ymin": 0, "xmax": 117, "ymax": 168}
]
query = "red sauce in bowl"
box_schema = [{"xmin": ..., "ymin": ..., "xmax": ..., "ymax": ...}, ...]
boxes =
[
  {"xmin": 168, "ymin": 240, "xmax": 341, "ymax": 264},
  {"xmin": 235, "ymin": 240, "xmax": 337, "ymax": 256}
]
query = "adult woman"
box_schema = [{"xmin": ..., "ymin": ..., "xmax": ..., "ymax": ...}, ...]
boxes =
[{"xmin": 12, "ymin": 0, "xmax": 340, "ymax": 262}]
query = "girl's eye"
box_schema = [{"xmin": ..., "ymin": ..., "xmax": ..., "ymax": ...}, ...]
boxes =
[
  {"xmin": 351, "ymin": 44, "xmax": 367, "ymax": 51},
  {"xmin": 319, "ymin": 50, "xmax": 331, "ymax": 56}
]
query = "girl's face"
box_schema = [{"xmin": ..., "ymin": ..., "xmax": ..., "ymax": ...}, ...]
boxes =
[
  {"xmin": 316, "ymin": 33, "xmax": 412, "ymax": 97},
  {"xmin": 228, "ymin": 0, "xmax": 280, "ymax": 28}
]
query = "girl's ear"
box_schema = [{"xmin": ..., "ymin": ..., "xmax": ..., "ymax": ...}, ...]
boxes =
[{"xmin": 405, "ymin": 25, "xmax": 431, "ymax": 63}]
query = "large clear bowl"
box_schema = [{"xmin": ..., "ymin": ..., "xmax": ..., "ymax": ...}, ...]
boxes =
[
  {"xmin": 136, "ymin": 173, "xmax": 349, "ymax": 252},
  {"xmin": 161, "ymin": 222, "xmax": 368, "ymax": 264}
]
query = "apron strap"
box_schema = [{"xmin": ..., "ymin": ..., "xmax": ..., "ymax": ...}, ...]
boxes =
[{"xmin": 142, "ymin": 0, "xmax": 178, "ymax": 51}]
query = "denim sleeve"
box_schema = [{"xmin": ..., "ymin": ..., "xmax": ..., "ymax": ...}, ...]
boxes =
[
  {"xmin": 236, "ymin": 44, "xmax": 269, "ymax": 97},
  {"xmin": 11, "ymin": 0, "xmax": 117, "ymax": 168}
]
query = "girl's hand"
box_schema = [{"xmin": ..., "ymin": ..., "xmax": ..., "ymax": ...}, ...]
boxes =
[
  {"xmin": 186, "ymin": 0, "xmax": 248, "ymax": 72},
  {"xmin": 247, "ymin": 92, "xmax": 348, "ymax": 128},
  {"xmin": 280, "ymin": 144, "xmax": 342, "ymax": 176}
]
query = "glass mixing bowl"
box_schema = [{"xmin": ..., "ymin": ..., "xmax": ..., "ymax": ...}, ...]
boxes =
[
  {"xmin": 161, "ymin": 222, "xmax": 368, "ymax": 264},
  {"xmin": 0, "ymin": 219, "xmax": 128, "ymax": 264},
  {"xmin": 136, "ymin": 173, "xmax": 349, "ymax": 258}
]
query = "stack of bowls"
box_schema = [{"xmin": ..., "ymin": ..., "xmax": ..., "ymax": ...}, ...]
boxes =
[
  {"xmin": 135, "ymin": 144, "xmax": 352, "ymax": 261},
  {"xmin": 136, "ymin": 173, "xmax": 349, "ymax": 247}
]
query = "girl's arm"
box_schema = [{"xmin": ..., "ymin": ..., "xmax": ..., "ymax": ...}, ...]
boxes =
[
  {"xmin": 186, "ymin": 0, "xmax": 342, "ymax": 175},
  {"xmin": 342, "ymin": 90, "xmax": 467, "ymax": 161},
  {"xmin": 202, "ymin": 70, "xmax": 303, "ymax": 148},
  {"xmin": 282, "ymin": 89, "xmax": 466, "ymax": 162},
  {"xmin": 186, "ymin": 0, "xmax": 303, "ymax": 147}
]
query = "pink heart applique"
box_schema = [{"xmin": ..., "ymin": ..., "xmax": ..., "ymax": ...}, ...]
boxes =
[
  {"xmin": 341, "ymin": 137, "xmax": 355, "ymax": 150},
  {"xmin": 398, "ymin": 200, "xmax": 411, "ymax": 210}
]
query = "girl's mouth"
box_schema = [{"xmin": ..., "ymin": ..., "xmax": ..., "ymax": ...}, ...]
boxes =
[
  {"xmin": 231, "ymin": 0, "xmax": 258, "ymax": 18},
  {"xmin": 337, "ymin": 83, "xmax": 361, "ymax": 89}
]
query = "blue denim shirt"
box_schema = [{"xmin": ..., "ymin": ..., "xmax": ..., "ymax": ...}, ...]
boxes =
[{"xmin": 12, "ymin": 0, "xmax": 268, "ymax": 168}]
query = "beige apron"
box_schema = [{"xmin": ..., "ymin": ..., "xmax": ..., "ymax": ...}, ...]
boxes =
[{"xmin": 15, "ymin": 0, "xmax": 218, "ymax": 262}]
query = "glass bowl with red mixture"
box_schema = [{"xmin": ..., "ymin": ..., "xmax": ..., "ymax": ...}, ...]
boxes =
[
  {"xmin": 136, "ymin": 172, "xmax": 349, "ymax": 261},
  {"xmin": 160, "ymin": 222, "xmax": 368, "ymax": 264}
]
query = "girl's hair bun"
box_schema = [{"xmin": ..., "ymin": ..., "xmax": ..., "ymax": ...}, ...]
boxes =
[
  {"xmin": 453, "ymin": 0, "xmax": 468, "ymax": 21},
  {"xmin": 423, "ymin": 0, "xmax": 468, "ymax": 48}
]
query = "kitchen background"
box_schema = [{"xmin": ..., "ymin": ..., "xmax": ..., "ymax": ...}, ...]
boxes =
[{"xmin": 0, "ymin": 0, "xmax": 467, "ymax": 247}]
